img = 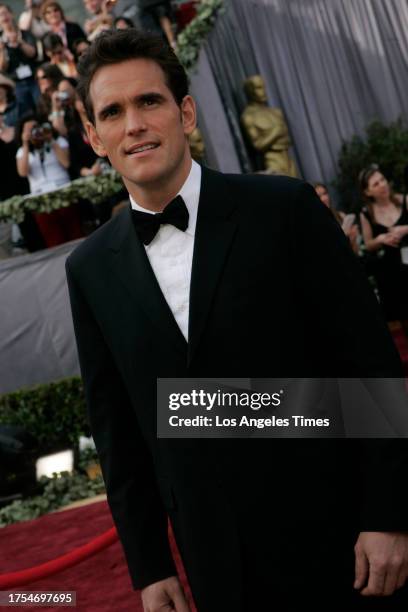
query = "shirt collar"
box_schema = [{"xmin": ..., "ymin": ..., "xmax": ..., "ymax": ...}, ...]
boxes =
[{"xmin": 129, "ymin": 159, "xmax": 202, "ymax": 238}]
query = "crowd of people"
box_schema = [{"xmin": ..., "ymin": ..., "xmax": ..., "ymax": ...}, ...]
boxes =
[
  {"xmin": 0, "ymin": 0, "xmax": 183, "ymax": 251},
  {"xmin": 313, "ymin": 169, "xmax": 408, "ymax": 334}
]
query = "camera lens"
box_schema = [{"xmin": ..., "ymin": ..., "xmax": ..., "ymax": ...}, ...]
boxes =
[{"xmin": 31, "ymin": 127, "xmax": 43, "ymax": 138}]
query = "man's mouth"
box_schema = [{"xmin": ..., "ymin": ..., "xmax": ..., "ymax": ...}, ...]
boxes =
[{"xmin": 126, "ymin": 143, "xmax": 159, "ymax": 155}]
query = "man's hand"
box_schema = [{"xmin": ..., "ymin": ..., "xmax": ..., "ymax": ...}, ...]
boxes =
[
  {"xmin": 22, "ymin": 120, "xmax": 36, "ymax": 144},
  {"xmin": 90, "ymin": 160, "xmax": 102, "ymax": 176},
  {"xmin": 51, "ymin": 91, "xmax": 63, "ymax": 112},
  {"xmin": 141, "ymin": 576, "xmax": 191, "ymax": 612},
  {"xmin": 354, "ymin": 531, "xmax": 408, "ymax": 596}
]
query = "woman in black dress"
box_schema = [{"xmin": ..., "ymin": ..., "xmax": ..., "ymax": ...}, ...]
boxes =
[{"xmin": 359, "ymin": 164, "xmax": 408, "ymax": 329}]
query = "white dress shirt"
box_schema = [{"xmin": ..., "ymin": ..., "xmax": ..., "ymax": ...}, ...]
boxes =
[
  {"xmin": 16, "ymin": 137, "xmax": 70, "ymax": 195},
  {"xmin": 129, "ymin": 160, "xmax": 202, "ymax": 341}
]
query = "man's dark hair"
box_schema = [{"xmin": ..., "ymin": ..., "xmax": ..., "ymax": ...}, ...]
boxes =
[
  {"xmin": 114, "ymin": 16, "xmax": 134, "ymax": 29},
  {"xmin": 36, "ymin": 62, "xmax": 64, "ymax": 87},
  {"xmin": 76, "ymin": 29, "xmax": 189, "ymax": 125}
]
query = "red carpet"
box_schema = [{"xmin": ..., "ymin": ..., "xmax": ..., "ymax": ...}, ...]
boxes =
[
  {"xmin": 0, "ymin": 501, "xmax": 196, "ymax": 611},
  {"xmin": 1, "ymin": 328, "xmax": 406, "ymax": 610},
  {"xmin": 392, "ymin": 326, "xmax": 408, "ymax": 377}
]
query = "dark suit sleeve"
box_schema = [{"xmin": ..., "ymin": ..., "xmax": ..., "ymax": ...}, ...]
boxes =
[
  {"xmin": 291, "ymin": 181, "xmax": 408, "ymax": 530},
  {"xmin": 66, "ymin": 260, "xmax": 177, "ymax": 589}
]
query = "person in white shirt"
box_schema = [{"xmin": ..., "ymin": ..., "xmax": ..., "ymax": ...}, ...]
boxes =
[
  {"xmin": 16, "ymin": 114, "xmax": 82, "ymax": 247},
  {"xmin": 18, "ymin": 0, "xmax": 50, "ymax": 42}
]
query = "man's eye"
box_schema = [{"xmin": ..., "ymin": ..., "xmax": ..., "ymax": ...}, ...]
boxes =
[
  {"xmin": 103, "ymin": 107, "xmax": 119, "ymax": 118},
  {"xmin": 142, "ymin": 98, "xmax": 159, "ymax": 107}
]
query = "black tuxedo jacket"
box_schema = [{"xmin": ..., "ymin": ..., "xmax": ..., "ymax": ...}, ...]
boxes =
[{"xmin": 66, "ymin": 167, "xmax": 408, "ymax": 610}]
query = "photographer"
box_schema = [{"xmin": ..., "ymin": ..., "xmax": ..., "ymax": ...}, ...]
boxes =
[
  {"xmin": 42, "ymin": 32, "xmax": 76, "ymax": 78},
  {"xmin": 48, "ymin": 82, "xmax": 70, "ymax": 137},
  {"xmin": 16, "ymin": 113, "xmax": 83, "ymax": 247},
  {"xmin": 50, "ymin": 77, "xmax": 114, "ymax": 231},
  {"xmin": 83, "ymin": 0, "xmax": 114, "ymax": 42},
  {"xmin": 18, "ymin": 0, "xmax": 50, "ymax": 43},
  {"xmin": 35, "ymin": 62, "xmax": 63, "ymax": 123},
  {"xmin": 0, "ymin": 4, "xmax": 38, "ymax": 115},
  {"xmin": 49, "ymin": 77, "xmax": 100, "ymax": 177},
  {"xmin": 0, "ymin": 73, "xmax": 20, "ymax": 127},
  {"xmin": 41, "ymin": 1, "xmax": 85, "ymax": 55}
]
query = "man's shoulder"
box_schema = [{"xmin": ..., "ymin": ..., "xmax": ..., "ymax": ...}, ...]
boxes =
[
  {"xmin": 206, "ymin": 167, "xmax": 309, "ymax": 210},
  {"xmin": 66, "ymin": 206, "xmax": 128, "ymax": 273},
  {"xmin": 223, "ymin": 170, "xmax": 302, "ymax": 193}
]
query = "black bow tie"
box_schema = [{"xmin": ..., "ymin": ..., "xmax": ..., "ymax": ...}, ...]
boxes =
[{"xmin": 131, "ymin": 195, "xmax": 189, "ymax": 245}]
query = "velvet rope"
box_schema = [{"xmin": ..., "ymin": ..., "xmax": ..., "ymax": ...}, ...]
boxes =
[{"xmin": 0, "ymin": 527, "xmax": 118, "ymax": 589}]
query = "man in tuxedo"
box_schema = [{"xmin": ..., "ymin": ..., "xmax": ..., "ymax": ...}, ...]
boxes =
[{"xmin": 66, "ymin": 29, "xmax": 408, "ymax": 611}]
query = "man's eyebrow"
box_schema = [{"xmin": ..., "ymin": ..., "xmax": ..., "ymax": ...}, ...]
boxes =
[
  {"xmin": 97, "ymin": 92, "xmax": 166, "ymax": 120},
  {"xmin": 136, "ymin": 92, "xmax": 166, "ymax": 103},
  {"xmin": 97, "ymin": 102, "xmax": 120, "ymax": 120}
]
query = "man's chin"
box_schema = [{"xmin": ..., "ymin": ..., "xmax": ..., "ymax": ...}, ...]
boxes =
[{"xmin": 122, "ymin": 170, "xmax": 165, "ymax": 191}]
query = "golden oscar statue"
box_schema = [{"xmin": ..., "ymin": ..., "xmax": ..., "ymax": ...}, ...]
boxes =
[
  {"xmin": 188, "ymin": 127, "xmax": 206, "ymax": 163},
  {"xmin": 241, "ymin": 75, "xmax": 297, "ymax": 177}
]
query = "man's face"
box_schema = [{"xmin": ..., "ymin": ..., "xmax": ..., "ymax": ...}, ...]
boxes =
[
  {"xmin": 365, "ymin": 171, "xmax": 389, "ymax": 201},
  {"xmin": 84, "ymin": 0, "xmax": 102, "ymax": 15},
  {"xmin": 36, "ymin": 69, "xmax": 52, "ymax": 94},
  {"xmin": 86, "ymin": 58, "xmax": 196, "ymax": 196},
  {"xmin": 43, "ymin": 4, "xmax": 62, "ymax": 26},
  {"xmin": 0, "ymin": 6, "xmax": 13, "ymax": 28},
  {"xmin": 49, "ymin": 45, "xmax": 64, "ymax": 61}
]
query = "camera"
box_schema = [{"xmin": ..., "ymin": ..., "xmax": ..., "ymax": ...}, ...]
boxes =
[
  {"xmin": 30, "ymin": 123, "xmax": 52, "ymax": 148},
  {"xmin": 56, "ymin": 91, "xmax": 70, "ymax": 104},
  {"xmin": 30, "ymin": 126, "xmax": 44, "ymax": 145}
]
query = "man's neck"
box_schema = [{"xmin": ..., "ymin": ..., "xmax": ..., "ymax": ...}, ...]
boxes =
[{"xmin": 125, "ymin": 158, "xmax": 193, "ymax": 212}]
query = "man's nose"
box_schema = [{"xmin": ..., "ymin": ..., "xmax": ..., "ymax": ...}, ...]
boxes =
[{"xmin": 125, "ymin": 107, "xmax": 147, "ymax": 135}]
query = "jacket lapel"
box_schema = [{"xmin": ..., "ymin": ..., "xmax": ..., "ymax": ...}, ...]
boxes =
[
  {"xmin": 188, "ymin": 167, "xmax": 239, "ymax": 364},
  {"xmin": 106, "ymin": 206, "xmax": 187, "ymax": 357}
]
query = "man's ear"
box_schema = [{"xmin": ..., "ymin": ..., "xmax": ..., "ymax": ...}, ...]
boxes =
[
  {"xmin": 181, "ymin": 95, "xmax": 196, "ymax": 136},
  {"xmin": 85, "ymin": 120, "xmax": 108, "ymax": 157}
]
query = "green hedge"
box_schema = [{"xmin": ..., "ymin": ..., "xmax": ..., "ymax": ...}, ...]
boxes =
[
  {"xmin": 0, "ymin": 377, "xmax": 89, "ymax": 453},
  {"xmin": 0, "ymin": 170, "xmax": 124, "ymax": 224},
  {"xmin": 0, "ymin": 471, "xmax": 105, "ymax": 527},
  {"xmin": 177, "ymin": 0, "xmax": 225, "ymax": 71}
]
